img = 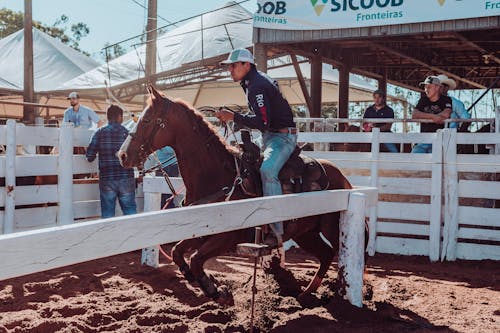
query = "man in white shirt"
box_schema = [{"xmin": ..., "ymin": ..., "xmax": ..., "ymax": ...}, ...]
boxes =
[{"xmin": 63, "ymin": 92, "xmax": 103, "ymax": 129}]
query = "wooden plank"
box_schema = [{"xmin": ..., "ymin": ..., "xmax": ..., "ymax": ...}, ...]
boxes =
[
  {"xmin": 0, "ymin": 189, "xmax": 376, "ymax": 281},
  {"xmin": 73, "ymin": 201, "xmax": 100, "ymax": 220},
  {"xmin": 72, "ymin": 128, "xmax": 94, "ymax": 147},
  {"xmin": 378, "ymin": 177, "xmax": 431, "ymax": 195},
  {"xmin": 15, "ymin": 206, "xmax": 57, "ymax": 230},
  {"xmin": 367, "ymin": 128, "xmax": 380, "ymax": 256},
  {"xmin": 15, "ymin": 185, "xmax": 57, "ymax": 206},
  {"xmin": 456, "ymin": 155, "xmax": 500, "ymax": 173},
  {"xmin": 16, "ymin": 125, "xmax": 59, "ymax": 146},
  {"xmin": 377, "ymin": 202, "xmax": 430, "ymax": 221},
  {"xmin": 458, "ymin": 206, "xmax": 499, "ymax": 227},
  {"xmin": 4, "ymin": 120, "xmax": 16, "ymax": 234},
  {"xmin": 459, "ymin": 180, "xmax": 500, "ymax": 199},
  {"xmin": 456, "ymin": 133, "xmax": 500, "ymax": 145},
  {"xmin": 14, "ymin": 155, "xmax": 57, "ymax": 176},
  {"xmin": 458, "ymin": 228, "xmax": 500, "ymax": 242},
  {"xmin": 73, "ymin": 156, "xmax": 98, "ymax": 174},
  {"xmin": 58, "ymin": 125, "xmax": 74, "ymax": 225},
  {"xmin": 456, "ymin": 243, "xmax": 500, "ymax": 260},
  {"xmin": 377, "ymin": 222, "xmax": 429, "ymax": 236},
  {"xmin": 379, "ymin": 132, "xmax": 437, "ymax": 144},
  {"xmin": 142, "ymin": 177, "xmax": 185, "ymax": 194},
  {"xmin": 73, "ymin": 183, "xmax": 99, "ymax": 201},
  {"xmin": 376, "ymin": 236, "xmax": 429, "ymax": 256},
  {"xmin": 346, "ymin": 176, "xmax": 370, "ymax": 187}
]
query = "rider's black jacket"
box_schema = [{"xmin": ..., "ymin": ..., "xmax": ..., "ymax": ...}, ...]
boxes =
[{"xmin": 233, "ymin": 66, "xmax": 295, "ymax": 132}]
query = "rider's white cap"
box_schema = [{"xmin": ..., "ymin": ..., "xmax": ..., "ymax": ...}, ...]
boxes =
[{"xmin": 220, "ymin": 48, "xmax": 255, "ymax": 65}]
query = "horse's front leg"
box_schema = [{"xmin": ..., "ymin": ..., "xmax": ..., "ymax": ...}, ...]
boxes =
[
  {"xmin": 189, "ymin": 232, "xmax": 243, "ymax": 305},
  {"xmin": 171, "ymin": 238, "xmax": 204, "ymax": 282}
]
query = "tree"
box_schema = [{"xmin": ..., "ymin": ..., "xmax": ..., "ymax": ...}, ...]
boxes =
[
  {"xmin": 101, "ymin": 42, "xmax": 126, "ymax": 62},
  {"xmin": 0, "ymin": 8, "xmax": 90, "ymax": 55}
]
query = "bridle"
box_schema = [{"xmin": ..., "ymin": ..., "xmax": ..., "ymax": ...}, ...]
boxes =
[{"xmin": 128, "ymin": 99, "xmax": 170, "ymax": 163}]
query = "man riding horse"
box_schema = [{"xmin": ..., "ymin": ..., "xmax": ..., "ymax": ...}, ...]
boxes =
[{"xmin": 216, "ymin": 48, "xmax": 298, "ymax": 250}]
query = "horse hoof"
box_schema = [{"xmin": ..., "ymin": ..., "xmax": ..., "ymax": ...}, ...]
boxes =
[{"xmin": 215, "ymin": 286, "xmax": 234, "ymax": 306}]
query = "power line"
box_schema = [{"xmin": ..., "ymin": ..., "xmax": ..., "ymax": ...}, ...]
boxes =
[
  {"xmin": 130, "ymin": 0, "xmax": 178, "ymax": 27},
  {"xmin": 103, "ymin": 0, "xmax": 250, "ymax": 51}
]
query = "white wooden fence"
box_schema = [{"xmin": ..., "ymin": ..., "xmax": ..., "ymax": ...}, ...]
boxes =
[
  {"xmin": 1, "ymin": 115, "xmax": 499, "ymax": 261},
  {"xmin": 0, "ymin": 120, "xmax": 143, "ymax": 234}
]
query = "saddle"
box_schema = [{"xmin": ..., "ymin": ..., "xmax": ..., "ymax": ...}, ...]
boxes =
[{"xmin": 239, "ymin": 129, "xmax": 329, "ymax": 197}]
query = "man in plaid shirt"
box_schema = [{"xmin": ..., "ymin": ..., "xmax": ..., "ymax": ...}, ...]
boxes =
[{"xmin": 86, "ymin": 105, "xmax": 137, "ymax": 218}]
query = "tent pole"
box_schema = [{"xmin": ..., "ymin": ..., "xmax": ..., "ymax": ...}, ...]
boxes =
[{"xmin": 23, "ymin": 0, "xmax": 35, "ymax": 125}]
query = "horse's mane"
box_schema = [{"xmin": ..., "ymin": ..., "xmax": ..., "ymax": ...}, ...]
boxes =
[{"xmin": 148, "ymin": 95, "xmax": 239, "ymax": 157}]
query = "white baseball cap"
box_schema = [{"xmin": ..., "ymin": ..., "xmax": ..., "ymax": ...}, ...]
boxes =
[
  {"xmin": 67, "ymin": 91, "xmax": 80, "ymax": 99},
  {"xmin": 220, "ymin": 48, "xmax": 255, "ymax": 65}
]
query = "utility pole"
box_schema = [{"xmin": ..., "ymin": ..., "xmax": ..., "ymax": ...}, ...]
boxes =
[
  {"xmin": 145, "ymin": 0, "xmax": 157, "ymax": 86},
  {"xmin": 23, "ymin": 0, "xmax": 35, "ymax": 124}
]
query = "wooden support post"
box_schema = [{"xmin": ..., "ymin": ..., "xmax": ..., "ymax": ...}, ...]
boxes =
[
  {"xmin": 377, "ymin": 69, "xmax": 387, "ymax": 97},
  {"xmin": 442, "ymin": 129, "xmax": 458, "ymax": 261},
  {"xmin": 338, "ymin": 61, "xmax": 351, "ymax": 128},
  {"xmin": 495, "ymin": 106, "xmax": 500, "ymax": 155},
  {"xmin": 290, "ymin": 53, "xmax": 312, "ymax": 113},
  {"xmin": 144, "ymin": 0, "xmax": 157, "ymax": 107},
  {"xmin": 141, "ymin": 191, "xmax": 161, "ymax": 268},
  {"xmin": 23, "ymin": 0, "xmax": 35, "ymax": 124},
  {"xmin": 367, "ymin": 128, "xmax": 380, "ymax": 256},
  {"xmin": 310, "ymin": 55, "xmax": 322, "ymax": 118},
  {"xmin": 58, "ymin": 124, "xmax": 74, "ymax": 225},
  {"xmin": 254, "ymin": 43, "xmax": 267, "ymax": 73},
  {"xmin": 338, "ymin": 192, "xmax": 366, "ymax": 308},
  {"xmin": 429, "ymin": 130, "xmax": 443, "ymax": 261},
  {"xmin": 4, "ymin": 120, "xmax": 17, "ymax": 234}
]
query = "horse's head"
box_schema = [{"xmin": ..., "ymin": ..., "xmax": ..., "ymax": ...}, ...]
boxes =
[{"xmin": 118, "ymin": 85, "xmax": 177, "ymax": 169}]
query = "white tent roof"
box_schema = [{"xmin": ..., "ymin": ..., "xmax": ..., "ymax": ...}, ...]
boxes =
[
  {"xmin": 0, "ymin": 28, "xmax": 100, "ymax": 93},
  {"xmin": 59, "ymin": 1, "xmax": 252, "ymax": 91}
]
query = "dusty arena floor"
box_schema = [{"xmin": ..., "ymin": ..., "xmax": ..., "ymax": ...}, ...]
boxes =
[{"xmin": 0, "ymin": 248, "xmax": 498, "ymax": 333}]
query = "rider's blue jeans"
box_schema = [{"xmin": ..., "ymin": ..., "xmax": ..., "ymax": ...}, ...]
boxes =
[
  {"xmin": 260, "ymin": 131, "xmax": 298, "ymax": 237},
  {"xmin": 100, "ymin": 178, "xmax": 137, "ymax": 218}
]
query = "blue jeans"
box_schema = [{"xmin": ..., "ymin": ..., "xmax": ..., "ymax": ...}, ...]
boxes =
[
  {"xmin": 384, "ymin": 142, "xmax": 399, "ymax": 153},
  {"xmin": 412, "ymin": 143, "xmax": 432, "ymax": 154},
  {"xmin": 261, "ymin": 132, "xmax": 297, "ymax": 237},
  {"xmin": 100, "ymin": 178, "xmax": 137, "ymax": 218}
]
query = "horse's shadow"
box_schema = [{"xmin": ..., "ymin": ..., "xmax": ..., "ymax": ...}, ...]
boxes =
[{"xmin": 269, "ymin": 300, "xmax": 457, "ymax": 332}]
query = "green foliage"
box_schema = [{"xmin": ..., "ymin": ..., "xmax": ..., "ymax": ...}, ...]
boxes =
[
  {"xmin": 0, "ymin": 8, "xmax": 90, "ymax": 55},
  {"xmin": 101, "ymin": 42, "xmax": 126, "ymax": 62}
]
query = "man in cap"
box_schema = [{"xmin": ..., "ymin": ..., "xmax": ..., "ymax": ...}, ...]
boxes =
[
  {"xmin": 362, "ymin": 89, "xmax": 398, "ymax": 152},
  {"xmin": 63, "ymin": 92, "xmax": 103, "ymax": 129},
  {"xmin": 412, "ymin": 76, "xmax": 452, "ymax": 153},
  {"xmin": 436, "ymin": 75, "xmax": 470, "ymax": 130},
  {"xmin": 215, "ymin": 48, "xmax": 297, "ymax": 249}
]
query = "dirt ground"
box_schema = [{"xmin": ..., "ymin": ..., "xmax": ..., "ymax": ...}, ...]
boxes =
[{"xmin": 0, "ymin": 248, "xmax": 498, "ymax": 333}]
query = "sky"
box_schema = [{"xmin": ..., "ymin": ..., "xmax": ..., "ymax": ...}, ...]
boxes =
[{"xmin": 1, "ymin": 0, "xmax": 256, "ymax": 62}]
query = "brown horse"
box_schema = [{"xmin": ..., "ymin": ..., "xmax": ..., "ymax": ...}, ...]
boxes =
[{"xmin": 118, "ymin": 86, "xmax": 353, "ymax": 305}]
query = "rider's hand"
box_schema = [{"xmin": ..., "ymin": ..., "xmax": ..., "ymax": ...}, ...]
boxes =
[{"xmin": 215, "ymin": 108, "xmax": 235, "ymax": 122}]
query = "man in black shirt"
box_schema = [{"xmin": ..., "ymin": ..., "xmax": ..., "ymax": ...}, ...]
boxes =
[
  {"xmin": 216, "ymin": 48, "xmax": 297, "ymax": 248},
  {"xmin": 362, "ymin": 89, "xmax": 398, "ymax": 152},
  {"xmin": 412, "ymin": 76, "xmax": 452, "ymax": 153}
]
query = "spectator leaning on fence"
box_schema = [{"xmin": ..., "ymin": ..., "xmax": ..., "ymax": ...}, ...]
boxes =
[
  {"xmin": 63, "ymin": 92, "xmax": 104, "ymax": 129},
  {"xmin": 362, "ymin": 89, "xmax": 398, "ymax": 153},
  {"xmin": 86, "ymin": 105, "xmax": 137, "ymax": 218},
  {"xmin": 411, "ymin": 76, "xmax": 452, "ymax": 154},
  {"xmin": 436, "ymin": 74, "xmax": 471, "ymax": 130}
]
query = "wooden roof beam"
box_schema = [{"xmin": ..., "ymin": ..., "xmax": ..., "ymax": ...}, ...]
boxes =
[
  {"xmin": 454, "ymin": 32, "xmax": 500, "ymax": 66},
  {"xmin": 370, "ymin": 42, "xmax": 486, "ymax": 89}
]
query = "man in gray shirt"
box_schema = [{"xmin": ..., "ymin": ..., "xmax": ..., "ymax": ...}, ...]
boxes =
[{"xmin": 63, "ymin": 92, "xmax": 103, "ymax": 129}]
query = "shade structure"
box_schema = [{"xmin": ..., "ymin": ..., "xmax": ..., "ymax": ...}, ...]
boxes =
[{"xmin": 0, "ymin": 28, "xmax": 100, "ymax": 93}]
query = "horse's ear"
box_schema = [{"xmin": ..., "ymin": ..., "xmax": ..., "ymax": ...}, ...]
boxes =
[{"xmin": 147, "ymin": 84, "xmax": 163, "ymax": 102}]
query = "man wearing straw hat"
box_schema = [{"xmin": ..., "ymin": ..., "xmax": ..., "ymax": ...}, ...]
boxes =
[{"xmin": 436, "ymin": 75, "xmax": 471, "ymax": 130}]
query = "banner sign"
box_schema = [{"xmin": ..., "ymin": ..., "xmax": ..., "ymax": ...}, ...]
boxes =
[{"xmin": 253, "ymin": 0, "xmax": 500, "ymax": 30}]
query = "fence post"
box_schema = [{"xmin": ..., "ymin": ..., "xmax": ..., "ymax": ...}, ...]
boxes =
[
  {"xmin": 442, "ymin": 129, "xmax": 458, "ymax": 261},
  {"xmin": 338, "ymin": 192, "xmax": 366, "ymax": 308},
  {"xmin": 4, "ymin": 120, "xmax": 16, "ymax": 234},
  {"xmin": 141, "ymin": 191, "xmax": 161, "ymax": 268},
  {"xmin": 58, "ymin": 124, "xmax": 74, "ymax": 225},
  {"xmin": 428, "ymin": 130, "xmax": 443, "ymax": 262},
  {"xmin": 367, "ymin": 128, "xmax": 379, "ymax": 256},
  {"xmin": 495, "ymin": 106, "xmax": 500, "ymax": 155}
]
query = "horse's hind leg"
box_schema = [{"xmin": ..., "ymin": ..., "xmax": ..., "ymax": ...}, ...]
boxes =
[
  {"xmin": 293, "ymin": 230, "xmax": 335, "ymax": 297},
  {"xmin": 172, "ymin": 238, "xmax": 204, "ymax": 282}
]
